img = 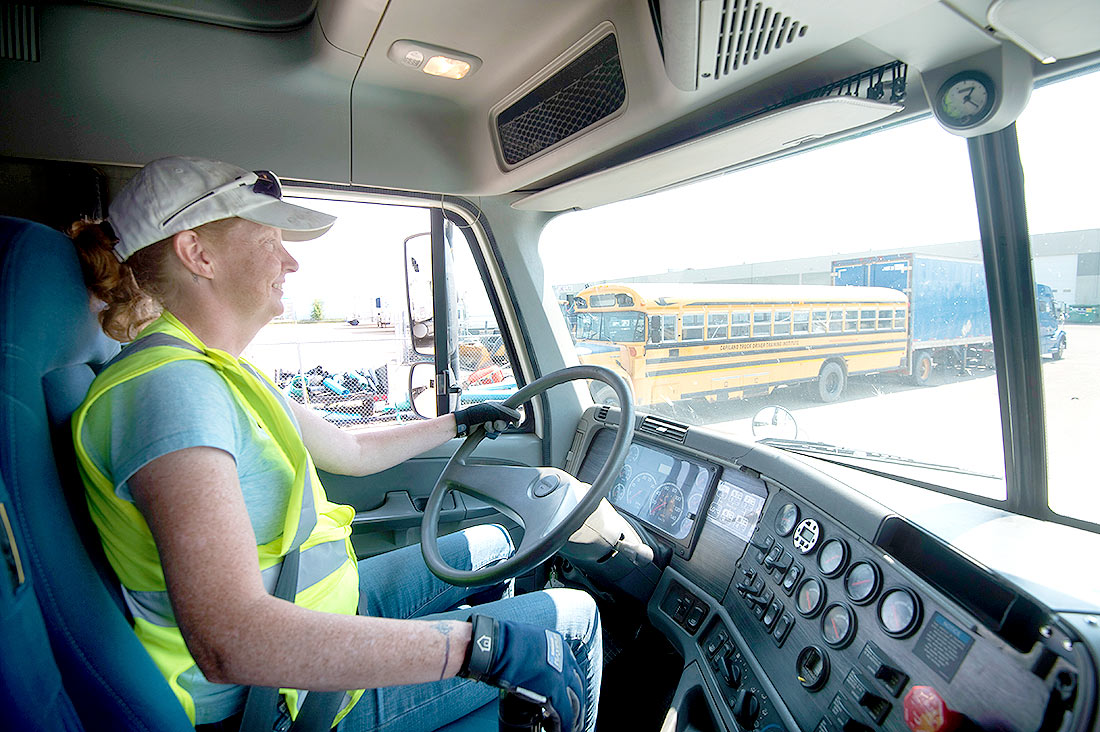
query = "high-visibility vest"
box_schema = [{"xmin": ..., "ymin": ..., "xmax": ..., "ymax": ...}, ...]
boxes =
[{"xmin": 72, "ymin": 310, "xmax": 363, "ymax": 725}]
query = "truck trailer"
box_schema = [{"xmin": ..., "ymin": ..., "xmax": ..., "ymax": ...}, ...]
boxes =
[{"xmin": 832, "ymin": 253, "xmax": 1065, "ymax": 383}]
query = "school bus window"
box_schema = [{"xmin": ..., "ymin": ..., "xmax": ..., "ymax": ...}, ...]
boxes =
[
  {"xmin": 588, "ymin": 293, "xmax": 616, "ymax": 308},
  {"xmin": 828, "ymin": 310, "xmax": 843, "ymax": 333},
  {"xmin": 812, "ymin": 310, "xmax": 827, "ymax": 333},
  {"xmin": 615, "ymin": 294, "xmax": 635, "ymax": 307},
  {"xmin": 682, "ymin": 312, "xmax": 704, "ymax": 340},
  {"xmin": 894, "ymin": 308, "xmax": 905, "ymax": 327},
  {"xmin": 753, "ymin": 310, "xmax": 772, "ymax": 337},
  {"xmin": 844, "ymin": 308, "xmax": 859, "ymax": 331},
  {"xmin": 708, "ymin": 312, "xmax": 729, "ymax": 339},
  {"xmin": 774, "ymin": 310, "xmax": 791, "ymax": 336},
  {"xmin": 731, "ymin": 311, "xmax": 750, "ymax": 338},
  {"xmin": 793, "ymin": 310, "xmax": 810, "ymax": 334},
  {"xmin": 877, "ymin": 309, "xmax": 893, "ymax": 328},
  {"xmin": 860, "ymin": 309, "xmax": 876, "ymax": 330},
  {"xmin": 660, "ymin": 314, "xmax": 677, "ymax": 341}
]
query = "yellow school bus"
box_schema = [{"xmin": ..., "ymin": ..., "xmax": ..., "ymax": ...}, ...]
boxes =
[{"xmin": 574, "ymin": 282, "xmax": 908, "ymax": 405}]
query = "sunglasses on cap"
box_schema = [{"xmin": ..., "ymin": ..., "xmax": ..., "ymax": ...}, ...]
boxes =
[{"xmin": 160, "ymin": 170, "xmax": 283, "ymax": 228}]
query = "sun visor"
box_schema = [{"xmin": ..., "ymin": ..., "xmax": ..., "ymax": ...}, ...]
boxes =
[{"xmin": 512, "ymin": 96, "xmax": 901, "ymax": 212}]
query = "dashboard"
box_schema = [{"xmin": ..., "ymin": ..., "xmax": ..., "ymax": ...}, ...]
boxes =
[{"xmin": 567, "ymin": 410, "xmax": 1097, "ymax": 732}]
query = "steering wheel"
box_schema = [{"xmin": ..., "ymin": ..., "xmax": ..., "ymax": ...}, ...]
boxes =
[{"xmin": 420, "ymin": 365, "xmax": 635, "ymax": 586}]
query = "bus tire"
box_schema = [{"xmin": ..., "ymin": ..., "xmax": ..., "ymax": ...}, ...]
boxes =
[
  {"xmin": 1052, "ymin": 336, "xmax": 1066, "ymax": 361},
  {"xmin": 817, "ymin": 361, "xmax": 846, "ymax": 403},
  {"xmin": 591, "ymin": 383, "xmax": 620, "ymax": 407},
  {"xmin": 911, "ymin": 351, "xmax": 933, "ymax": 385}
]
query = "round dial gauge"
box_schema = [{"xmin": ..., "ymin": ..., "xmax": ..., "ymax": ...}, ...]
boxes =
[
  {"xmin": 821, "ymin": 603, "xmax": 856, "ymax": 648},
  {"xmin": 796, "ymin": 577, "xmax": 826, "ymax": 618},
  {"xmin": 844, "ymin": 561, "xmax": 881, "ymax": 605},
  {"xmin": 936, "ymin": 70, "xmax": 996, "ymax": 129},
  {"xmin": 775, "ymin": 503, "xmax": 800, "ymax": 536},
  {"xmin": 610, "ymin": 464, "xmax": 633, "ymax": 504},
  {"xmin": 628, "ymin": 445, "xmax": 641, "ymax": 462},
  {"xmin": 647, "ymin": 482, "xmax": 685, "ymax": 528},
  {"xmin": 817, "ymin": 538, "xmax": 849, "ymax": 578},
  {"xmin": 625, "ymin": 473, "xmax": 656, "ymax": 510},
  {"xmin": 878, "ymin": 588, "xmax": 922, "ymax": 638}
]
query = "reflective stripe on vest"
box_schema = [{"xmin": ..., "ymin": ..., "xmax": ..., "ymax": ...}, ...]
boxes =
[{"xmin": 72, "ymin": 311, "xmax": 363, "ymax": 725}]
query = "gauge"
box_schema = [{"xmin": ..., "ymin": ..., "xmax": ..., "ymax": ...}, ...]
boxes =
[
  {"xmin": 687, "ymin": 490, "xmax": 702, "ymax": 514},
  {"xmin": 793, "ymin": 518, "xmax": 820, "ymax": 554},
  {"xmin": 775, "ymin": 503, "xmax": 799, "ymax": 536},
  {"xmin": 821, "ymin": 603, "xmax": 856, "ymax": 648},
  {"xmin": 844, "ymin": 561, "xmax": 881, "ymax": 605},
  {"xmin": 628, "ymin": 445, "xmax": 641, "ymax": 462},
  {"xmin": 796, "ymin": 645, "xmax": 830, "ymax": 691},
  {"xmin": 936, "ymin": 70, "xmax": 996, "ymax": 130},
  {"xmin": 817, "ymin": 538, "xmax": 849, "ymax": 578},
  {"xmin": 878, "ymin": 587, "xmax": 922, "ymax": 638},
  {"xmin": 647, "ymin": 482, "xmax": 685, "ymax": 528},
  {"xmin": 619, "ymin": 463, "xmax": 633, "ymax": 483},
  {"xmin": 796, "ymin": 577, "xmax": 826, "ymax": 617},
  {"xmin": 625, "ymin": 473, "xmax": 656, "ymax": 509}
]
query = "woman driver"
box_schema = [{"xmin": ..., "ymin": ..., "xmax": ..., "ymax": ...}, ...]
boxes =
[{"xmin": 69, "ymin": 156, "xmax": 601, "ymax": 732}]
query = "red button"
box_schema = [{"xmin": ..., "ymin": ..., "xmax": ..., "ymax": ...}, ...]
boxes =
[{"xmin": 903, "ymin": 686, "xmax": 963, "ymax": 732}]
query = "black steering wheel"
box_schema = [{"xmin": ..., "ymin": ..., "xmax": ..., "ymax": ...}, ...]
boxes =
[{"xmin": 420, "ymin": 365, "xmax": 635, "ymax": 586}]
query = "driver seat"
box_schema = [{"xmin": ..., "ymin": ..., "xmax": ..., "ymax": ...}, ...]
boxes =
[{"xmin": 0, "ymin": 216, "xmax": 498, "ymax": 732}]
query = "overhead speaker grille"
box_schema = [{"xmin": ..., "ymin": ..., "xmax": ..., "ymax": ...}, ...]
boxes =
[
  {"xmin": 1, "ymin": 4, "xmax": 39, "ymax": 62},
  {"xmin": 708, "ymin": 0, "xmax": 807, "ymax": 80},
  {"xmin": 495, "ymin": 33, "xmax": 626, "ymax": 168}
]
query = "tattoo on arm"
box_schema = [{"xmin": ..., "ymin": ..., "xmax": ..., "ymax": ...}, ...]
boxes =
[{"xmin": 434, "ymin": 621, "xmax": 453, "ymax": 681}]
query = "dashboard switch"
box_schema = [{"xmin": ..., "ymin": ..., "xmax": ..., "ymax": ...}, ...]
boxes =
[
  {"xmin": 719, "ymin": 652, "xmax": 742, "ymax": 689},
  {"xmin": 686, "ymin": 604, "xmax": 707, "ymax": 632},
  {"xmin": 903, "ymin": 686, "xmax": 964, "ymax": 732},
  {"xmin": 732, "ymin": 689, "xmax": 760, "ymax": 727}
]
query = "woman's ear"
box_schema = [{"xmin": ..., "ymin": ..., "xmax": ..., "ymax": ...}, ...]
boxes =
[{"xmin": 172, "ymin": 229, "xmax": 214, "ymax": 280}]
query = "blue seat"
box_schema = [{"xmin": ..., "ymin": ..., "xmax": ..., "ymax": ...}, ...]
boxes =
[
  {"xmin": 0, "ymin": 216, "xmax": 499, "ymax": 731},
  {"xmin": 0, "ymin": 216, "xmax": 194, "ymax": 731}
]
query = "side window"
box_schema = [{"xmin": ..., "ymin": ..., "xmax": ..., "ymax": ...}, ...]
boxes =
[
  {"xmin": 793, "ymin": 310, "xmax": 811, "ymax": 335},
  {"xmin": 244, "ymin": 198, "xmax": 513, "ymax": 430},
  {"xmin": 812, "ymin": 310, "xmax": 828, "ymax": 333},
  {"xmin": 661, "ymin": 314, "xmax": 678, "ymax": 341},
  {"xmin": 844, "ymin": 308, "xmax": 859, "ymax": 332},
  {"xmin": 682, "ymin": 312, "xmax": 704, "ymax": 340},
  {"xmin": 773, "ymin": 310, "xmax": 791, "ymax": 336},
  {"xmin": 707, "ymin": 311, "xmax": 729, "ymax": 339},
  {"xmin": 859, "ymin": 308, "xmax": 876, "ymax": 331},
  {"xmin": 450, "ymin": 223, "xmax": 516, "ymax": 405},
  {"xmin": 828, "ymin": 309, "xmax": 843, "ymax": 333},
  {"xmin": 731, "ymin": 310, "xmax": 750, "ymax": 338},
  {"xmin": 752, "ymin": 309, "xmax": 772, "ymax": 337}
]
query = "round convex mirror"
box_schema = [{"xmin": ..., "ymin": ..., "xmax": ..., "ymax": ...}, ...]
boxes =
[{"xmin": 751, "ymin": 405, "xmax": 798, "ymax": 440}]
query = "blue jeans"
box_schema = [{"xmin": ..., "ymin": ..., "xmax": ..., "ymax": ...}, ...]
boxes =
[{"xmin": 337, "ymin": 524, "xmax": 602, "ymax": 732}]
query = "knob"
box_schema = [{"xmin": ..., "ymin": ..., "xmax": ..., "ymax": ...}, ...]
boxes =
[
  {"xmin": 719, "ymin": 654, "xmax": 742, "ymax": 689},
  {"xmin": 732, "ymin": 689, "xmax": 760, "ymax": 727}
]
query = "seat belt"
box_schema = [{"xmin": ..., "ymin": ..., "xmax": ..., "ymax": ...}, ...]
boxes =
[{"xmin": 238, "ymin": 548, "xmax": 345, "ymax": 732}]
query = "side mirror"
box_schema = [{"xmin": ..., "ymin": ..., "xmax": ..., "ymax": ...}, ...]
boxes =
[
  {"xmin": 408, "ymin": 362, "xmax": 438, "ymax": 419},
  {"xmin": 404, "ymin": 232, "xmax": 435, "ymax": 356},
  {"xmin": 648, "ymin": 315, "xmax": 662, "ymax": 344},
  {"xmin": 751, "ymin": 405, "xmax": 798, "ymax": 440}
]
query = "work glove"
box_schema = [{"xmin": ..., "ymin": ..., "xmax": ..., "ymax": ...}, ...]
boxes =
[
  {"xmin": 453, "ymin": 403, "xmax": 521, "ymax": 439},
  {"xmin": 459, "ymin": 614, "xmax": 586, "ymax": 732}
]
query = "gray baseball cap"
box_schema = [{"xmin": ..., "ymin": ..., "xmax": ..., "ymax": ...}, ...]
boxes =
[{"xmin": 109, "ymin": 156, "xmax": 336, "ymax": 260}]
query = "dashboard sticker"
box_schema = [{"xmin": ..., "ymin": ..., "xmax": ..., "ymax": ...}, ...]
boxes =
[
  {"xmin": 706, "ymin": 470, "xmax": 767, "ymax": 541},
  {"xmin": 913, "ymin": 612, "xmax": 974, "ymax": 681}
]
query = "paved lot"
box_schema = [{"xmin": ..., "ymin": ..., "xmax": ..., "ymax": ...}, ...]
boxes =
[{"xmin": 246, "ymin": 321, "xmax": 1099, "ymax": 524}]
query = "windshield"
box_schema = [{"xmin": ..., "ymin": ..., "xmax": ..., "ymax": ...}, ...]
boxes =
[
  {"xmin": 542, "ymin": 108, "xmax": 1008, "ymax": 501},
  {"xmin": 576, "ymin": 311, "xmax": 646, "ymax": 342}
]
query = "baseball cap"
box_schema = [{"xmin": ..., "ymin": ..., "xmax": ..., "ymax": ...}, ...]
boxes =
[{"xmin": 109, "ymin": 156, "xmax": 336, "ymax": 260}]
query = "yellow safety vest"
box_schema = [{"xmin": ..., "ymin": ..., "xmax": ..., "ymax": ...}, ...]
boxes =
[{"xmin": 72, "ymin": 310, "xmax": 363, "ymax": 725}]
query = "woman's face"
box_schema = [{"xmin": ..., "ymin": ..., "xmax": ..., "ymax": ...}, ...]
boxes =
[{"xmin": 206, "ymin": 219, "xmax": 298, "ymax": 325}]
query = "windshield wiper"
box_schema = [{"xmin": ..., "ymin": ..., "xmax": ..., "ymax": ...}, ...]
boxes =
[{"xmin": 756, "ymin": 438, "xmax": 1002, "ymax": 480}]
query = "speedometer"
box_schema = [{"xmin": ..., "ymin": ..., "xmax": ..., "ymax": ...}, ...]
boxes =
[{"xmin": 647, "ymin": 482, "xmax": 685, "ymax": 530}]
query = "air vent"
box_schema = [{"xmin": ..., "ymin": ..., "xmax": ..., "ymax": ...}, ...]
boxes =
[
  {"xmin": 596, "ymin": 406, "xmax": 611, "ymax": 422},
  {"xmin": 494, "ymin": 30, "xmax": 626, "ymax": 168},
  {"xmin": 707, "ymin": 0, "xmax": 807, "ymax": 80},
  {"xmin": 639, "ymin": 415, "xmax": 689, "ymax": 443},
  {"xmin": 1, "ymin": 4, "xmax": 39, "ymax": 62}
]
